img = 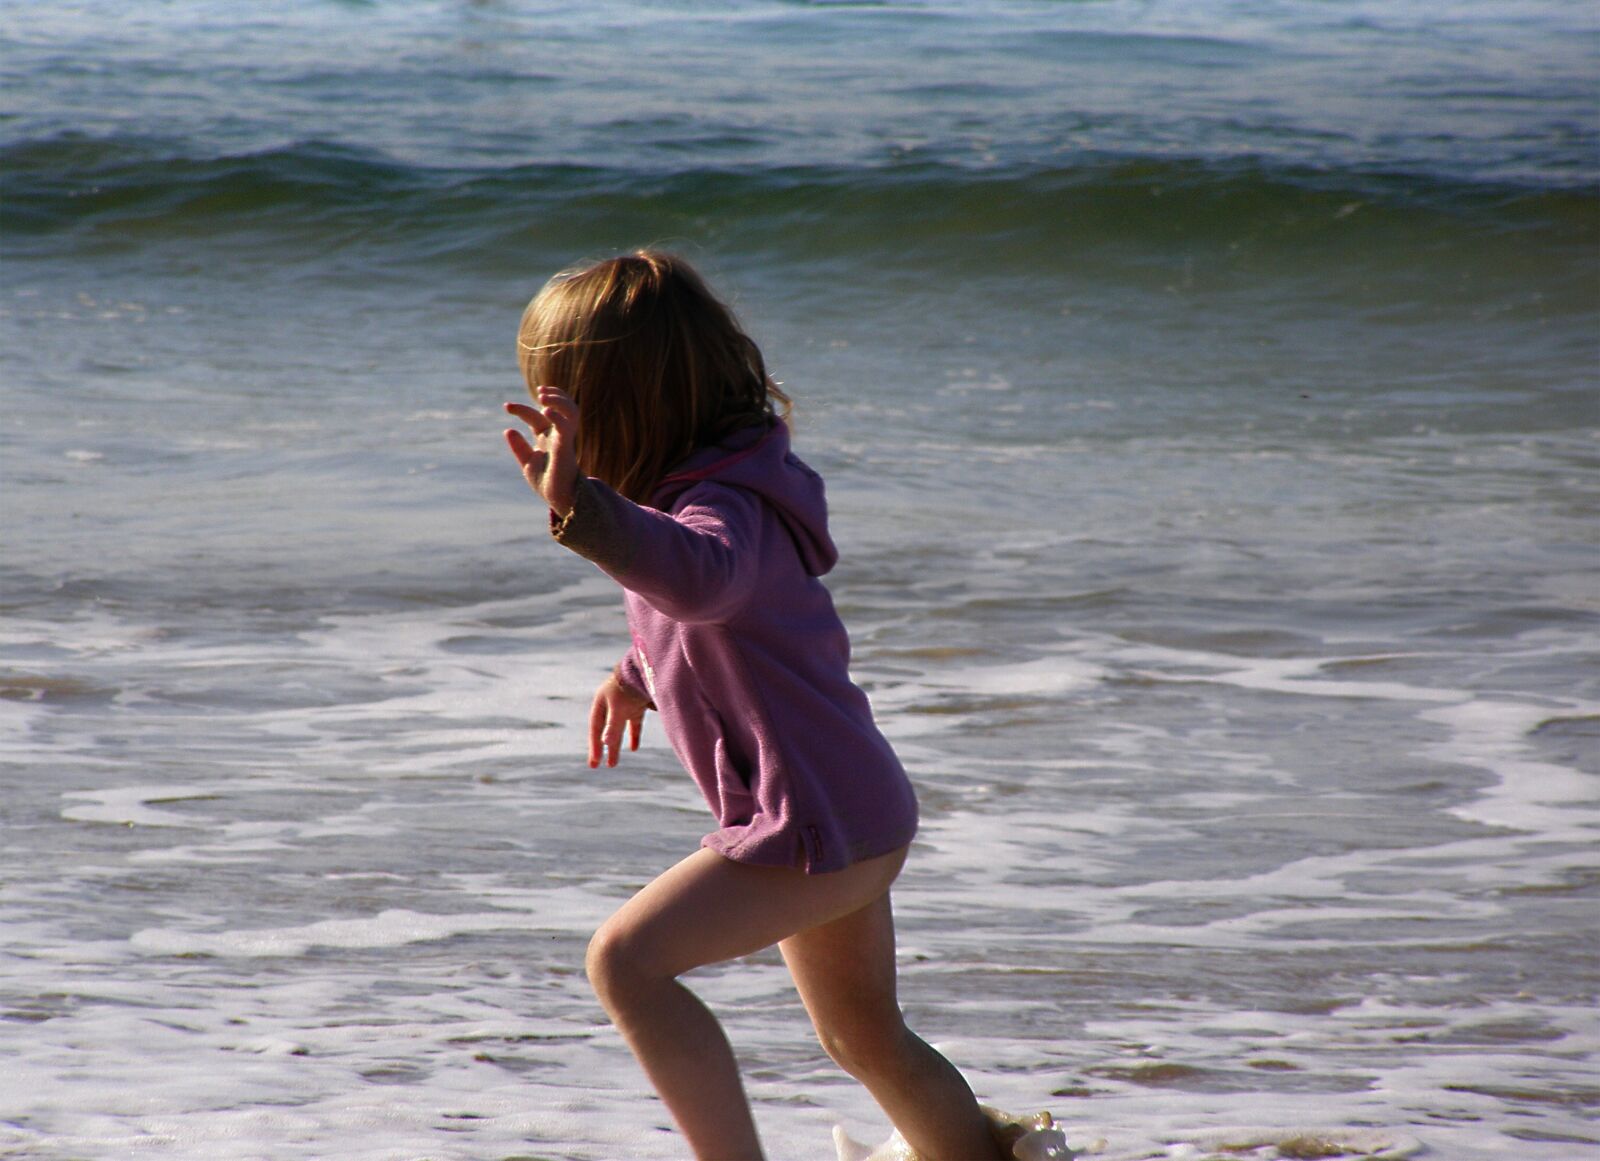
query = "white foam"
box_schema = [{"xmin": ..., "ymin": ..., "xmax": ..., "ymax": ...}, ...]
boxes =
[
  {"xmin": 1105, "ymin": 640, "xmax": 1465, "ymax": 705},
  {"xmin": 1423, "ymin": 696, "xmax": 1600, "ymax": 833},
  {"xmin": 129, "ymin": 885, "xmax": 612, "ymax": 958},
  {"xmin": 62, "ymin": 786, "xmax": 219, "ymax": 829}
]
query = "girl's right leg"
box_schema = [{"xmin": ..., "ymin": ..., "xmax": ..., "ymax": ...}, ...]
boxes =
[{"xmin": 779, "ymin": 894, "xmax": 1005, "ymax": 1160}]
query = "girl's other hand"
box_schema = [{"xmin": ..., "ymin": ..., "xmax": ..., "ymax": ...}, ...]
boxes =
[
  {"xmin": 589, "ymin": 674, "xmax": 650, "ymax": 769},
  {"xmin": 503, "ymin": 386, "xmax": 579, "ymax": 516}
]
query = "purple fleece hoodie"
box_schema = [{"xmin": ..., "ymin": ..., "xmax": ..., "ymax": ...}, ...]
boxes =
[{"xmin": 550, "ymin": 420, "xmax": 918, "ymax": 873}]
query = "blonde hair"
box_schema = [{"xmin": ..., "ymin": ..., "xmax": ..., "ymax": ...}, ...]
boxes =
[{"xmin": 517, "ymin": 250, "xmax": 792, "ymax": 503}]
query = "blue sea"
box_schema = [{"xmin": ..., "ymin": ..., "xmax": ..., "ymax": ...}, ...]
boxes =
[{"xmin": 2, "ymin": 2, "xmax": 1597, "ymax": 1158}]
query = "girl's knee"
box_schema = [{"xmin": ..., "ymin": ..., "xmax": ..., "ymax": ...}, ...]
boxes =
[
  {"xmin": 816, "ymin": 1014, "xmax": 911, "ymax": 1080},
  {"xmin": 585, "ymin": 920, "xmax": 630, "ymax": 1002},
  {"xmin": 585, "ymin": 916, "xmax": 667, "ymax": 1008}
]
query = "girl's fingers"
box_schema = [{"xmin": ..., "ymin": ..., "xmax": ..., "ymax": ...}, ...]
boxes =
[
  {"xmin": 604, "ymin": 712, "xmax": 624, "ymax": 768},
  {"xmin": 534, "ymin": 387, "xmax": 580, "ymax": 435},
  {"xmin": 588, "ymin": 691, "xmax": 607, "ymax": 769},
  {"xmin": 504, "ymin": 428, "xmax": 539, "ymax": 469},
  {"xmin": 505, "ymin": 400, "xmax": 567, "ymax": 457},
  {"xmin": 503, "ymin": 400, "xmax": 551, "ymax": 434},
  {"xmin": 506, "ymin": 396, "xmax": 575, "ymax": 473},
  {"xmin": 505, "ymin": 432, "xmax": 549, "ymax": 489},
  {"xmin": 582, "ymin": 684, "xmax": 645, "ymax": 770}
]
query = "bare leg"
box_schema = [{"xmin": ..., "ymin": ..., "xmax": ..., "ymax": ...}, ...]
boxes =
[
  {"xmin": 781, "ymin": 894, "xmax": 1004, "ymax": 1161},
  {"xmin": 585, "ymin": 846, "xmax": 909, "ymax": 1161}
]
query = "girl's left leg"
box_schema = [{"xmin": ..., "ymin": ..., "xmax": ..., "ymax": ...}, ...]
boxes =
[{"xmin": 584, "ymin": 845, "xmax": 907, "ymax": 1161}]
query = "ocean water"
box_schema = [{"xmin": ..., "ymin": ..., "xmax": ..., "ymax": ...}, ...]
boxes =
[{"xmin": 2, "ymin": 2, "xmax": 1597, "ymax": 1158}]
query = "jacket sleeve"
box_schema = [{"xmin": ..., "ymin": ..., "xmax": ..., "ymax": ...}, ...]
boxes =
[
  {"xmin": 614, "ymin": 642, "xmax": 655, "ymax": 707},
  {"xmin": 551, "ymin": 475, "xmax": 763, "ymax": 624}
]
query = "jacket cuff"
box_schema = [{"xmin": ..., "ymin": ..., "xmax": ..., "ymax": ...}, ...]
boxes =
[
  {"xmin": 613, "ymin": 657, "xmax": 655, "ymax": 708},
  {"xmin": 550, "ymin": 475, "xmax": 636, "ymax": 574}
]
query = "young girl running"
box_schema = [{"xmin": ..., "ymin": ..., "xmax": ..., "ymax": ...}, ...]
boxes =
[{"xmin": 502, "ymin": 250, "xmax": 1005, "ymax": 1161}]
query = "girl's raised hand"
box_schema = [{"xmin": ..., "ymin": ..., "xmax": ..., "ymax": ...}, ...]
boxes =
[{"xmin": 503, "ymin": 386, "xmax": 580, "ymax": 516}]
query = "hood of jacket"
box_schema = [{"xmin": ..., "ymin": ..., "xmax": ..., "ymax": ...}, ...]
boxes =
[{"xmin": 651, "ymin": 420, "xmax": 838, "ymax": 577}]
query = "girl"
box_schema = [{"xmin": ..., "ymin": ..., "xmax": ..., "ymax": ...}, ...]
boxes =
[{"xmin": 502, "ymin": 250, "xmax": 1005, "ymax": 1161}]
